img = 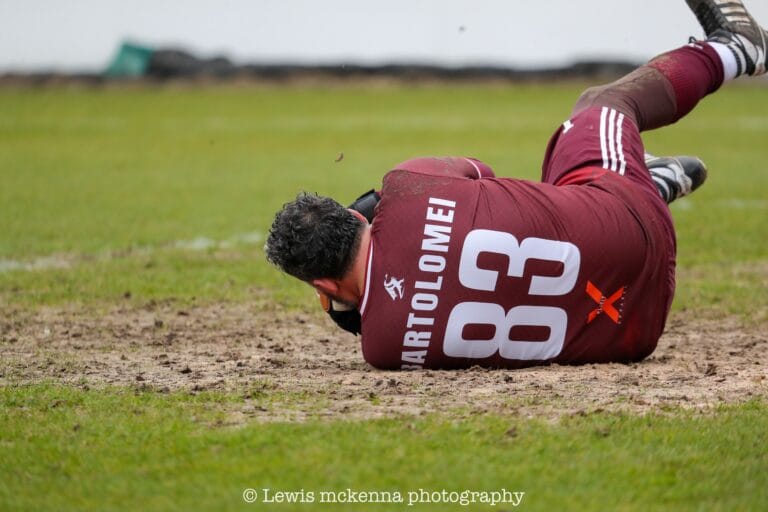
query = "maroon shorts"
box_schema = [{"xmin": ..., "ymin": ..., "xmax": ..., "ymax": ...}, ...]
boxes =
[
  {"xmin": 540, "ymin": 106, "xmax": 678, "ymax": 345},
  {"xmin": 541, "ymin": 106, "xmax": 662, "ymax": 200}
]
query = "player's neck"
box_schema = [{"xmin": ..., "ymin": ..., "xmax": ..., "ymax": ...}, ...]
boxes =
[{"xmin": 350, "ymin": 225, "xmax": 372, "ymax": 306}]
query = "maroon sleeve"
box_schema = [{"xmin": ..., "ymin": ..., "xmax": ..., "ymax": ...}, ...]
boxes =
[{"xmin": 393, "ymin": 156, "xmax": 495, "ymax": 179}]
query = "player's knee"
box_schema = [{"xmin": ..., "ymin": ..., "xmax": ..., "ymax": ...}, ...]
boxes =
[{"xmin": 572, "ymin": 84, "xmax": 609, "ymax": 115}]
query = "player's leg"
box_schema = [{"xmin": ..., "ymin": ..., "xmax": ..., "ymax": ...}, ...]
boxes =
[
  {"xmin": 574, "ymin": 0, "xmax": 767, "ymax": 131},
  {"xmin": 541, "ymin": 0, "xmax": 766, "ymax": 189}
]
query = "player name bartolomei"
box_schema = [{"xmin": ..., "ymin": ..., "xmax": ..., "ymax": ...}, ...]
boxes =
[{"xmin": 400, "ymin": 196, "xmax": 457, "ymax": 369}]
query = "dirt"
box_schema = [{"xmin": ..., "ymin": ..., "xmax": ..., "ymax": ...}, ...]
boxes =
[{"xmin": 1, "ymin": 302, "xmax": 766, "ymax": 422}]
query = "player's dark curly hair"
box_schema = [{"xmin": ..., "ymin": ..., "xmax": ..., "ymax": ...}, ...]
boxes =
[{"xmin": 265, "ymin": 192, "xmax": 364, "ymax": 281}]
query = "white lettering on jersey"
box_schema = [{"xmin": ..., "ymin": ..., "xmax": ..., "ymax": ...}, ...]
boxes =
[
  {"xmin": 422, "ymin": 224, "xmax": 451, "ymax": 252},
  {"xmin": 401, "ymin": 197, "xmax": 456, "ymax": 369}
]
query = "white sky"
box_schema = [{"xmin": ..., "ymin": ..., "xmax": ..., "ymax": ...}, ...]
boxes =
[{"xmin": 2, "ymin": 0, "xmax": 768, "ymax": 72}]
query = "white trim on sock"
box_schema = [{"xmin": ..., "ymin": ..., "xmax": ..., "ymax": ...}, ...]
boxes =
[{"xmin": 708, "ymin": 42, "xmax": 739, "ymax": 81}]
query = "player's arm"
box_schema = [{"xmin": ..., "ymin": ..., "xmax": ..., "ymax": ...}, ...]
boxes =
[{"xmin": 393, "ymin": 156, "xmax": 495, "ymax": 179}]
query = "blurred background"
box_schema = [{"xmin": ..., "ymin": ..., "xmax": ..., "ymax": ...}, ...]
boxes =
[{"xmin": 4, "ymin": 0, "xmax": 768, "ymax": 73}]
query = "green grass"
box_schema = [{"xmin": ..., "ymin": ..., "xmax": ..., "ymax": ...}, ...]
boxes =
[
  {"xmin": 1, "ymin": 84, "xmax": 766, "ymax": 510},
  {"xmin": 1, "ymin": 384, "xmax": 766, "ymax": 512},
  {"xmin": 2, "ymin": 84, "xmax": 764, "ymax": 314}
]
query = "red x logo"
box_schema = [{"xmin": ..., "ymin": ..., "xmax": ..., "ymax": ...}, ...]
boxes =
[{"xmin": 586, "ymin": 281, "xmax": 625, "ymax": 324}]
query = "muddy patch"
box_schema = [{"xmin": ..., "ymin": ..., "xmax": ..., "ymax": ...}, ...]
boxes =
[{"xmin": 1, "ymin": 303, "xmax": 766, "ymax": 422}]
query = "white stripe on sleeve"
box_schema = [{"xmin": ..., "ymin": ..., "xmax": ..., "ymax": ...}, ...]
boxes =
[{"xmin": 464, "ymin": 157, "xmax": 482, "ymax": 178}]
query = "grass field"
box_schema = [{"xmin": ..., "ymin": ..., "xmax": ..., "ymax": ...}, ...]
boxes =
[{"xmin": 1, "ymin": 83, "xmax": 766, "ymax": 511}]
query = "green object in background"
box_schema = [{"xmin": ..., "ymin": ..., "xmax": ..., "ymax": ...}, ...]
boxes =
[{"xmin": 104, "ymin": 42, "xmax": 154, "ymax": 77}]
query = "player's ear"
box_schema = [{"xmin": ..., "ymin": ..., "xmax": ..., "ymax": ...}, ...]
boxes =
[
  {"xmin": 347, "ymin": 208, "xmax": 369, "ymax": 224},
  {"xmin": 311, "ymin": 278, "xmax": 339, "ymax": 297}
]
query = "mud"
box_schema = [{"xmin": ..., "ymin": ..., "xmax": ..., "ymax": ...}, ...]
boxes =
[{"xmin": 1, "ymin": 302, "xmax": 766, "ymax": 422}]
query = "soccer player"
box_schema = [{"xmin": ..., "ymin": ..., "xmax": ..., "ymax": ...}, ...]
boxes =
[{"xmin": 266, "ymin": 0, "xmax": 767, "ymax": 369}]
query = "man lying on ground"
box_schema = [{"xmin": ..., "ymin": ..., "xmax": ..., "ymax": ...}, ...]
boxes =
[{"xmin": 266, "ymin": 0, "xmax": 766, "ymax": 370}]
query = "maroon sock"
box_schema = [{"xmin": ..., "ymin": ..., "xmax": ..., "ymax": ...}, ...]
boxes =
[
  {"xmin": 647, "ymin": 42, "xmax": 724, "ymax": 121},
  {"xmin": 573, "ymin": 42, "xmax": 725, "ymax": 131}
]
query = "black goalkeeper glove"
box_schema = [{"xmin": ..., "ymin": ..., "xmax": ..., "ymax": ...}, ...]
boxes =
[
  {"xmin": 318, "ymin": 292, "xmax": 362, "ymax": 335},
  {"xmin": 348, "ymin": 189, "xmax": 380, "ymax": 223}
]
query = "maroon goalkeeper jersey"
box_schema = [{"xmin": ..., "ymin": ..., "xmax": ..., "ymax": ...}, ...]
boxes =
[{"xmin": 358, "ymin": 155, "xmax": 676, "ymax": 370}]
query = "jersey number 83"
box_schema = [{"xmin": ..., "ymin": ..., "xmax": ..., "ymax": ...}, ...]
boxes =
[{"xmin": 443, "ymin": 229, "xmax": 581, "ymax": 361}]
